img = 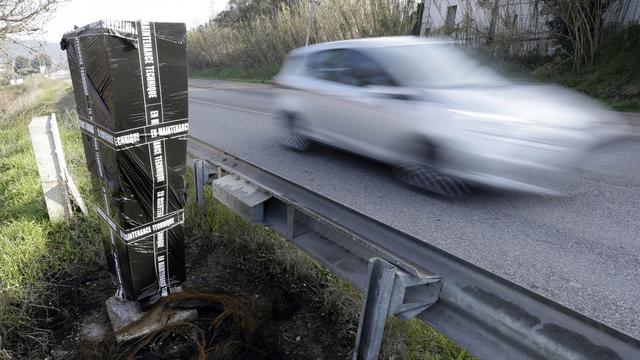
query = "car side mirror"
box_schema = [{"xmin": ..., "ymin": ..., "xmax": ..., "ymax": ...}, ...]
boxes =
[{"xmin": 366, "ymin": 85, "xmax": 417, "ymax": 101}]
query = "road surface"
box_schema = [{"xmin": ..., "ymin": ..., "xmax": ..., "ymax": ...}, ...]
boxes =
[{"xmin": 188, "ymin": 78, "xmax": 640, "ymax": 339}]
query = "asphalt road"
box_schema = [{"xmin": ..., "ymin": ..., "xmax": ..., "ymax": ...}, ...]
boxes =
[{"xmin": 188, "ymin": 78, "xmax": 640, "ymax": 339}]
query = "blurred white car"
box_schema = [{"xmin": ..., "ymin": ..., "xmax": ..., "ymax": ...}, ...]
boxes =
[{"xmin": 273, "ymin": 37, "xmax": 626, "ymax": 196}]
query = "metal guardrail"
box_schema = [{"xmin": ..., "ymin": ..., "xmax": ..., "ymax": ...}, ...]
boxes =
[{"xmin": 188, "ymin": 137, "xmax": 640, "ymax": 360}]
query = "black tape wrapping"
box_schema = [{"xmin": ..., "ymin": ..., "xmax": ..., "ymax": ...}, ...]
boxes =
[
  {"xmin": 61, "ymin": 20, "xmax": 139, "ymax": 50},
  {"xmin": 62, "ymin": 20, "xmax": 188, "ymax": 301},
  {"xmin": 78, "ymin": 116, "xmax": 188, "ymax": 150},
  {"xmin": 94, "ymin": 207, "xmax": 184, "ymax": 244}
]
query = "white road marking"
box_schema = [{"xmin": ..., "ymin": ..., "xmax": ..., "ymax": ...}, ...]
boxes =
[
  {"xmin": 190, "ymin": 98, "xmax": 274, "ymax": 117},
  {"xmin": 189, "ymin": 85, "xmax": 270, "ymax": 90}
]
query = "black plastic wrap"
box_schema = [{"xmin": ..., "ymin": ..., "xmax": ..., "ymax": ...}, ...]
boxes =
[{"xmin": 62, "ymin": 20, "xmax": 188, "ymax": 301}]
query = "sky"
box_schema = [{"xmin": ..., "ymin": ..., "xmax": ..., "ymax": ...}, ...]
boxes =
[{"xmin": 43, "ymin": 0, "xmax": 229, "ymax": 43}]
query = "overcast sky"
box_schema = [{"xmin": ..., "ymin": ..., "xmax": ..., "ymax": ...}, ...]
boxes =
[{"xmin": 43, "ymin": 0, "xmax": 228, "ymax": 43}]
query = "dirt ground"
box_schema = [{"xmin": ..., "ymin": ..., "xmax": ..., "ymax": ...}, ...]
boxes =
[{"xmin": 28, "ymin": 226, "xmax": 356, "ymax": 360}]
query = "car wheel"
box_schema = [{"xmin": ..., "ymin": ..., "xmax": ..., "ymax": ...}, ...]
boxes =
[
  {"xmin": 394, "ymin": 164, "xmax": 469, "ymax": 197},
  {"xmin": 395, "ymin": 140, "xmax": 469, "ymax": 197},
  {"xmin": 280, "ymin": 113, "xmax": 311, "ymax": 151}
]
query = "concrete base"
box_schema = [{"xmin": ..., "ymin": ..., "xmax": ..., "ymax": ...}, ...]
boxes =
[{"xmin": 106, "ymin": 296, "xmax": 197, "ymax": 342}]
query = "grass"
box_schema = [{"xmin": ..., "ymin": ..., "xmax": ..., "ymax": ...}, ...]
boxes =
[
  {"xmin": 185, "ymin": 172, "xmax": 473, "ymax": 359},
  {"xmin": 0, "ymin": 78, "xmax": 103, "ymax": 358},
  {"xmin": 191, "ymin": 65, "xmax": 278, "ymax": 83}
]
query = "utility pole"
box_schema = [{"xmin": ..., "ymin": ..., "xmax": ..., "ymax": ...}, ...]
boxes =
[{"xmin": 305, "ymin": 0, "xmax": 321, "ymax": 47}]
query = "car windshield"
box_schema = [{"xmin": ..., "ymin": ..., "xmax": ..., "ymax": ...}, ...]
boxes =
[{"xmin": 372, "ymin": 43, "xmax": 509, "ymax": 88}]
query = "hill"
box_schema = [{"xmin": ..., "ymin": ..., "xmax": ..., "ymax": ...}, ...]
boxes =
[{"xmin": 1, "ymin": 40, "xmax": 65, "ymax": 66}]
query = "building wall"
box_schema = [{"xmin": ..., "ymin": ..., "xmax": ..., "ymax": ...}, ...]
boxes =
[
  {"xmin": 605, "ymin": 0, "xmax": 640, "ymax": 24},
  {"xmin": 424, "ymin": 0, "xmax": 640, "ymax": 31},
  {"xmin": 422, "ymin": 0, "xmax": 640, "ymax": 55}
]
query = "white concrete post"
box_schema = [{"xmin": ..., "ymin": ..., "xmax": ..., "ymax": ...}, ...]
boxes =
[
  {"xmin": 29, "ymin": 113, "xmax": 86, "ymax": 221},
  {"xmin": 50, "ymin": 113, "xmax": 89, "ymax": 216}
]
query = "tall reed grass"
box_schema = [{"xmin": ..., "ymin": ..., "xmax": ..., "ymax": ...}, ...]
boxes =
[{"xmin": 188, "ymin": 0, "xmax": 418, "ymax": 71}]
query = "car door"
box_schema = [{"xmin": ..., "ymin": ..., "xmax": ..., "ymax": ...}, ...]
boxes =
[
  {"xmin": 303, "ymin": 48, "xmax": 403, "ymax": 160},
  {"xmin": 301, "ymin": 49, "xmax": 360, "ymax": 146},
  {"xmin": 332, "ymin": 49, "xmax": 407, "ymax": 161}
]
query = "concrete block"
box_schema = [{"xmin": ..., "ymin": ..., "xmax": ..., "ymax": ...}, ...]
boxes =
[
  {"xmin": 106, "ymin": 296, "xmax": 197, "ymax": 342},
  {"xmin": 213, "ymin": 174, "xmax": 272, "ymax": 223},
  {"xmin": 29, "ymin": 114, "xmax": 73, "ymax": 221}
]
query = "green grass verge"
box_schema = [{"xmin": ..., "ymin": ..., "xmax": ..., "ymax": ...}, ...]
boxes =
[
  {"xmin": 0, "ymin": 78, "xmax": 103, "ymax": 356},
  {"xmin": 185, "ymin": 172, "xmax": 472, "ymax": 359},
  {"xmin": 190, "ymin": 65, "xmax": 278, "ymax": 83}
]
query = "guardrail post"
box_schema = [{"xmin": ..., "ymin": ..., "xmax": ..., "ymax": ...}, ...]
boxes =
[
  {"xmin": 353, "ymin": 258, "xmax": 441, "ymax": 360},
  {"xmin": 286, "ymin": 204, "xmax": 295, "ymax": 240},
  {"xmin": 194, "ymin": 159, "xmax": 207, "ymax": 208}
]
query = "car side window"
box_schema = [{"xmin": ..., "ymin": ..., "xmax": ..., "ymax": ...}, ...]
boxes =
[
  {"xmin": 347, "ymin": 50, "xmax": 397, "ymax": 87},
  {"xmin": 306, "ymin": 49, "xmax": 355, "ymax": 85},
  {"xmin": 306, "ymin": 49, "xmax": 397, "ymax": 87},
  {"xmin": 306, "ymin": 51, "xmax": 331, "ymax": 80}
]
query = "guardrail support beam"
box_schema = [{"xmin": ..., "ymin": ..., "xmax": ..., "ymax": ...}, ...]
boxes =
[{"xmin": 353, "ymin": 257, "xmax": 441, "ymax": 360}]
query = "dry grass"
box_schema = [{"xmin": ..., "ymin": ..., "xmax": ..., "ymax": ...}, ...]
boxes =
[{"xmin": 188, "ymin": 0, "xmax": 418, "ymax": 70}]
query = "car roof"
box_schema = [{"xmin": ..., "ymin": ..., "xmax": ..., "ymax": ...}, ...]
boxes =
[{"xmin": 289, "ymin": 36, "xmax": 451, "ymax": 56}]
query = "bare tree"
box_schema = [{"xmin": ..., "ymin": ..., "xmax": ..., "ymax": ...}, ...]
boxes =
[{"xmin": 0, "ymin": 0, "xmax": 63, "ymax": 42}]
